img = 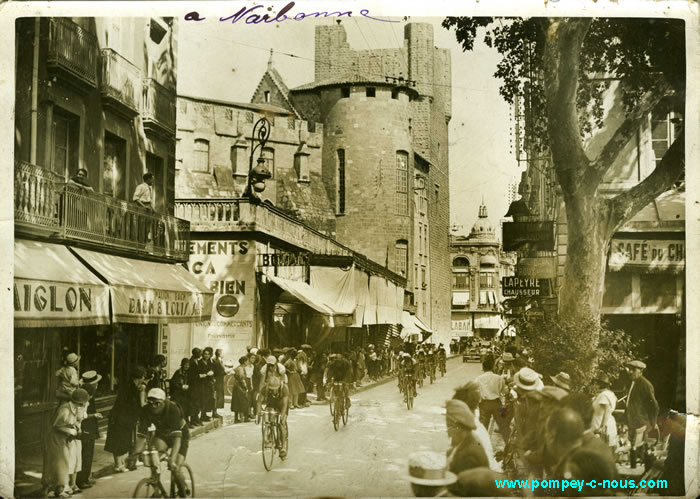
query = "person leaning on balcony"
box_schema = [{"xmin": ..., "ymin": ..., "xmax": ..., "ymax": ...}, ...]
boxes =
[
  {"xmin": 133, "ymin": 172, "xmax": 154, "ymax": 211},
  {"xmin": 67, "ymin": 168, "xmax": 94, "ymax": 193}
]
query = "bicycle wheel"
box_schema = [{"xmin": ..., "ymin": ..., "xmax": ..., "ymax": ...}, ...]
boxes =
[
  {"xmin": 133, "ymin": 478, "xmax": 162, "ymax": 498},
  {"xmin": 342, "ymin": 400, "xmax": 349, "ymax": 426},
  {"xmin": 262, "ymin": 423, "xmax": 275, "ymax": 471},
  {"xmin": 333, "ymin": 396, "xmax": 340, "ymax": 431},
  {"xmin": 328, "ymin": 388, "xmax": 335, "ymax": 416},
  {"xmin": 170, "ymin": 463, "xmax": 195, "ymax": 498}
]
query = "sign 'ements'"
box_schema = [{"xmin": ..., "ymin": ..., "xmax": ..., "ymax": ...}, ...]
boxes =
[
  {"xmin": 188, "ymin": 239, "xmax": 256, "ymax": 354},
  {"xmin": 608, "ymin": 239, "xmax": 684, "ymax": 272},
  {"xmin": 502, "ymin": 276, "xmax": 552, "ymax": 297}
]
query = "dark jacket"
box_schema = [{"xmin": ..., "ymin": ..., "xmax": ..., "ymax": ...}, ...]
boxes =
[
  {"xmin": 625, "ymin": 375, "xmax": 659, "ymax": 429},
  {"xmin": 170, "ymin": 367, "xmax": 190, "ymax": 407},
  {"xmin": 447, "ymin": 433, "xmax": 490, "ymax": 477}
]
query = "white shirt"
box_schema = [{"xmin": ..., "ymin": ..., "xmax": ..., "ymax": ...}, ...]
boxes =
[{"xmin": 133, "ymin": 182, "xmax": 153, "ymax": 204}]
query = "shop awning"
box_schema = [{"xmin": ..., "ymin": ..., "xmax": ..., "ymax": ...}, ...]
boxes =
[
  {"xmin": 400, "ymin": 311, "xmax": 420, "ymax": 339},
  {"xmin": 474, "ymin": 313, "xmax": 503, "ymax": 330},
  {"xmin": 71, "ymin": 248, "xmax": 214, "ymax": 324},
  {"xmin": 14, "ymin": 240, "xmax": 110, "ymax": 327},
  {"xmin": 480, "ymin": 255, "xmax": 498, "ymax": 266},
  {"xmin": 269, "ymin": 275, "xmax": 353, "ymax": 325},
  {"xmin": 452, "ymin": 291, "xmax": 470, "ymax": 306},
  {"xmin": 414, "ymin": 315, "xmax": 432, "ymax": 334}
]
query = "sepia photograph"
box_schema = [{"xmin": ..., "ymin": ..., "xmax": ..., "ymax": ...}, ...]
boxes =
[{"xmin": 3, "ymin": 1, "xmax": 698, "ymax": 497}]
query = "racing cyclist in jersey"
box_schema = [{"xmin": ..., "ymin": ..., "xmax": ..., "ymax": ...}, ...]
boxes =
[
  {"xmin": 437, "ymin": 343, "xmax": 447, "ymax": 373},
  {"xmin": 324, "ymin": 352, "xmax": 352, "ymax": 410},
  {"xmin": 130, "ymin": 388, "xmax": 190, "ymax": 497},
  {"xmin": 415, "ymin": 348, "xmax": 426, "ymax": 381},
  {"xmin": 398, "ymin": 352, "xmax": 418, "ymax": 402},
  {"xmin": 259, "ymin": 375, "xmax": 289, "ymax": 458},
  {"xmin": 425, "ymin": 345, "xmax": 437, "ymax": 380}
]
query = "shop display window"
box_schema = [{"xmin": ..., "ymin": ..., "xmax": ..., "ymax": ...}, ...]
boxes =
[
  {"xmin": 14, "ymin": 329, "xmax": 51, "ymax": 408},
  {"xmin": 79, "ymin": 326, "xmax": 115, "ymax": 397}
]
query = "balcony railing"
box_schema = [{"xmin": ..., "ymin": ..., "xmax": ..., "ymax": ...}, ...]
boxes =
[
  {"xmin": 47, "ymin": 18, "xmax": 98, "ymax": 92},
  {"xmin": 15, "ymin": 161, "xmax": 62, "ymax": 229},
  {"xmin": 100, "ymin": 48, "xmax": 141, "ymax": 117},
  {"xmin": 175, "ymin": 198, "xmax": 353, "ymax": 257},
  {"xmin": 142, "ymin": 78, "xmax": 176, "ymax": 136},
  {"xmin": 15, "ymin": 161, "xmax": 190, "ymax": 262}
]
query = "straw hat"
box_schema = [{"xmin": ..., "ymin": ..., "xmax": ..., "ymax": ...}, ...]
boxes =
[
  {"xmin": 550, "ymin": 372, "xmax": 572, "ymax": 391},
  {"xmin": 81, "ymin": 370, "xmax": 102, "ymax": 385},
  {"xmin": 403, "ymin": 451, "xmax": 457, "ymax": 486},
  {"xmin": 513, "ymin": 367, "xmax": 544, "ymax": 391}
]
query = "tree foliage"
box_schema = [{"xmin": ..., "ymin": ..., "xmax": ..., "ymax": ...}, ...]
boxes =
[
  {"xmin": 517, "ymin": 316, "xmax": 642, "ymax": 392},
  {"xmin": 442, "ymin": 17, "xmax": 685, "ymax": 155}
]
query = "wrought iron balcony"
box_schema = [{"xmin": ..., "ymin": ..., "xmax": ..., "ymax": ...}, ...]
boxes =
[
  {"xmin": 100, "ymin": 48, "xmax": 141, "ymax": 118},
  {"xmin": 142, "ymin": 78, "xmax": 176, "ymax": 137},
  {"xmin": 47, "ymin": 18, "xmax": 98, "ymax": 93},
  {"xmin": 175, "ymin": 198, "xmax": 353, "ymax": 256},
  {"xmin": 15, "ymin": 161, "xmax": 190, "ymax": 262}
]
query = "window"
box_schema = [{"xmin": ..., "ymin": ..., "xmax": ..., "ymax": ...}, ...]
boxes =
[
  {"xmin": 421, "ymin": 266, "xmax": 427, "ymax": 287},
  {"xmin": 261, "ymin": 147, "xmax": 275, "ymax": 178},
  {"xmin": 651, "ymin": 110, "xmax": 681, "ymax": 172},
  {"xmin": 51, "ymin": 109, "xmax": 79, "ymax": 179},
  {"xmin": 193, "ymin": 139, "xmax": 210, "ymax": 172},
  {"xmin": 480, "ymin": 272, "xmax": 494, "ymax": 289},
  {"xmin": 264, "ymin": 91, "xmax": 271, "ymax": 103},
  {"xmin": 336, "ymin": 149, "xmax": 345, "ymax": 214},
  {"xmin": 147, "ymin": 153, "xmax": 164, "ymax": 212},
  {"xmin": 366, "ymin": 87, "xmax": 376, "ymax": 98},
  {"xmin": 246, "ymin": 111, "xmax": 254, "ymax": 123},
  {"xmin": 396, "ymin": 240, "xmax": 408, "ymax": 277},
  {"xmin": 14, "ymin": 329, "xmax": 50, "ymax": 408},
  {"xmin": 288, "ymin": 117, "xmax": 296, "ymax": 130},
  {"xmin": 341, "ymin": 87, "xmax": 350, "ymax": 98},
  {"xmin": 224, "ymin": 108, "xmax": 233, "ymax": 121},
  {"xmin": 452, "ymin": 273, "xmax": 470, "ymax": 290},
  {"xmin": 396, "ymin": 151, "xmax": 408, "ymax": 215},
  {"xmin": 103, "ymin": 133, "xmax": 126, "ymax": 199}
]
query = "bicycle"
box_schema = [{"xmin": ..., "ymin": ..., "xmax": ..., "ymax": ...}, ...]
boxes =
[
  {"xmin": 439, "ymin": 358, "xmax": 446, "ymax": 377},
  {"xmin": 132, "ymin": 441, "xmax": 195, "ymax": 497},
  {"xmin": 261, "ymin": 407, "xmax": 287, "ymax": 471},
  {"xmin": 429, "ymin": 362, "xmax": 436, "ymax": 384},
  {"xmin": 402, "ymin": 374, "xmax": 416, "ymax": 410},
  {"xmin": 416, "ymin": 363, "xmax": 424, "ymax": 388},
  {"xmin": 329, "ymin": 382, "xmax": 349, "ymax": 431}
]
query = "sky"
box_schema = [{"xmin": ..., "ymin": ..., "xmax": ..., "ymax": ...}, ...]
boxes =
[{"xmin": 178, "ymin": 15, "xmax": 523, "ymax": 238}]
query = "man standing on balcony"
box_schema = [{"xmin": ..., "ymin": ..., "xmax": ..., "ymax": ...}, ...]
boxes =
[{"xmin": 133, "ymin": 172, "xmax": 154, "ymax": 211}]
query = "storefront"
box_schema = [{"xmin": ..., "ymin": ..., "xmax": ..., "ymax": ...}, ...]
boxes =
[{"xmin": 14, "ymin": 240, "xmax": 213, "ymax": 451}]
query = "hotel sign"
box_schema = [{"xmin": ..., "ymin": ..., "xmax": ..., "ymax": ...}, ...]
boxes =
[
  {"xmin": 608, "ymin": 239, "xmax": 685, "ymax": 272},
  {"xmin": 502, "ymin": 276, "xmax": 552, "ymax": 297},
  {"xmin": 502, "ymin": 221, "xmax": 555, "ymax": 251}
]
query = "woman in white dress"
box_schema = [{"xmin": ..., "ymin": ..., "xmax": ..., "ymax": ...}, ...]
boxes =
[{"xmin": 591, "ymin": 374, "xmax": 618, "ymax": 452}]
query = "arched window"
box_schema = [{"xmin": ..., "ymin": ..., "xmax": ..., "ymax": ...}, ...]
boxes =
[
  {"xmin": 453, "ymin": 257, "xmax": 470, "ymax": 268},
  {"xmin": 452, "ymin": 257, "xmax": 470, "ymax": 291},
  {"xmin": 193, "ymin": 139, "xmax": 209, "ymax": 172}
]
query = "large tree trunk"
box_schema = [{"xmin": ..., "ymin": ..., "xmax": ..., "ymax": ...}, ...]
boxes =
[{"xmin": 558, "ymin": 196, "xmax": 611, "ymax": 322}]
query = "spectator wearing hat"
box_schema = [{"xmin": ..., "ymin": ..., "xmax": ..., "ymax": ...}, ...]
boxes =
[
  {"xmin": 445, "ymin": 399, "xmax": 489, "ymax": 476},
  {"xmin": 452, "ymin": 382, "xmax": 500, "ymax": 472},
  {"xmin": 55, "ymin": 353, "xmax": 81, "ymax": 404},
  {"xmin": 212, "ymin": 349, "xmax": 228, "ymax": 418},
  {"xmin": 42, "ymin": 388, "xmax": 90, "ymax": 497},
  {"xmin": 511, "ymin": 367, "xmax": 545, "ymax": 460},
  {"xmin": 170, "ymin": 358, "xmax": 191, "ymax": 426},
  {"xmin": 231, "ymin": 355, "xmax": 251, "ymax": 423},
  {"xmin": 285, "ymin": 348, "xmax": 305, "ymax": 409},
  {"xmin": 105, "ymin": 366, "xmax": 147, "ymax": 472},
  {"xmin": 76, "ymin": 372, "xmax": 103, "ymax": 490},
  {"xmin": 624, "ymin": 360, "xmax": 658, "ymax": 468},
  {"xmin": 549, "ymin": 372, "xmax": 572, "ymax": 392},
  {"xmin": 404, "ymin": 451, "xmax": 457, "ymax": 497},
  {"xmin": 188, "ymin": 348, "xmax": 203, "ymax": 425},
  {"xmin": 544, "ymin": 407, "xmax": 585, "ymax": 478},
  {"xmin": 591, "ymin": 374, "xmax": 618, "ymax": 451},
  {"xmin": 296, "ymin": 346, "xmax": 311, "ymax": 406}
]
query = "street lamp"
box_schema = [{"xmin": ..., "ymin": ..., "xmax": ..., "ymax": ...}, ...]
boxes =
[{"xmin": 244, "ymin": 117, "xmax": 273, "ymax": 200}]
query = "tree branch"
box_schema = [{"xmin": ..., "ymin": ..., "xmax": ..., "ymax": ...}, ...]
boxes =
[
  {"xmin": 585, "ymin": 81, "xmax": 673, "ymax": 188},
  {"xmin": 543, "ymin": 18, "xmax": 592, "ymax": 196},
  {"xmin": 608, "ymin": 133, "xmax": 684, "ymax": 232}
]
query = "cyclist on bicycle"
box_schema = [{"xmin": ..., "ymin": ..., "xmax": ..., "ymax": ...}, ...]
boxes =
[
  {"xmin": 256, "ymin": 355, "xmax": 287, "ymax": 418},
  {"xmin": 324, "ymin": 352, "xmax": 352, "ymax": 409},
  {"xmin": 259, "ymin": 376, "xmax": 289, "ymax": 458},
  {"xmin": 415, "ymin": 348, "xmax": 426, "ymax": 380},
  {"xmin": 399, "ymin": 352, "xmax": 418, "ymax": 402},
  {"xmin": 437, "ymin": 343, "xmax": 447, "ymax": 372},
  {"xmin": 425, "ymin": 346, "xmax": 437, "ymax": 379},
  {"xmin": 130, "ymin": 388, "xmax": 190, "ymax": 497}
]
